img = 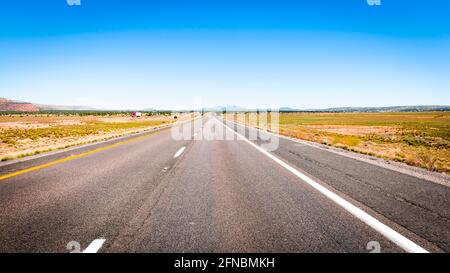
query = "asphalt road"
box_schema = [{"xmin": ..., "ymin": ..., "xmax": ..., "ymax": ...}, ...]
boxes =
[{"xmin": 0, "ymin": 115, "xmax": 448, "ymax": 253}]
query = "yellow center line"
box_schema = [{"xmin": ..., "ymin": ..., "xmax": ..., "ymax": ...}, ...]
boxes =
[{"xmin": 0, "ymin": 128, "xmax": 169, "ymax": 181}]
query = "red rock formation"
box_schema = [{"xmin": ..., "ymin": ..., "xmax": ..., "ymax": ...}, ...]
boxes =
[{"xmin": 0, "ymin": 98, "xmax": 40, "ymax": 112}]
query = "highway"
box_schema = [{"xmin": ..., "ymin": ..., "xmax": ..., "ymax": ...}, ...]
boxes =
[{"xmin": 0, "ymin": 115, "xmax": 448, "ymax": 253}]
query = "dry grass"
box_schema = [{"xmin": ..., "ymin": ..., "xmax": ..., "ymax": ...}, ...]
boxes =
[
  {"xmin": 0, "ymin": 114, "xmax": 179, "ymax": 161},
  {"xmin": 226, "ymin": 112, "xmax": 450, "ymax": 174}
]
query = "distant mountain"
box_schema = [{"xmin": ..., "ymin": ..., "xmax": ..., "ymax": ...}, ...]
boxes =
[
  {"xmin": 303, "ymin": 105, "xmax": 450, "ymax": 113},
  {"xmin": 36, "ymin": 104, "xmax": 97, "ymax": 111},
  {"xmin": 195, "ymin": 105, "xmax": 450, "ymax": 113},
  {"xmin": 0, "ymin": 98, "xmax": 39, "ymax": 112},
  {"xmin": 279, "ymin": 107, "xmax": 301, "ymax": 112},
  {"xmin": 2, "ymin": 98, "xmax": 449, "ymax": 113},
  {"xmin": 202, "ymin": 105, "xmax": 249, "ymax": 112},
  {"xmin": 0, "ymin": 98, "xmax": 97, "ymax": 111}
]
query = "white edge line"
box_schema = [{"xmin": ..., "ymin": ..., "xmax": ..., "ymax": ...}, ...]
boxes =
[
  {"xmin": 219, "ymin": 118, "xmax": 429, "ymax": 253},
  {"xmin": 174, "ymin": 146, "xmax": 186, "ymax": 158},
  {"xmin": 83, "ymin": 238, "xmax": 106, "ymax": 253}
]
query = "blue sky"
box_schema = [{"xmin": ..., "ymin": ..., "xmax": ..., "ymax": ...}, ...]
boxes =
[{"xmin": 0, "ymin": 0, "xmax": 449, "ymax": 110}]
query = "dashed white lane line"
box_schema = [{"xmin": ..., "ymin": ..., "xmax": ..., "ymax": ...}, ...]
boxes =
[
  {"xmin": 83, "ymin": 238, "xmax": 106, "ymax": 253},
  {"xmin": 221, "ymin": 118, "xmax": 429, "ymax": 253},
  {"xmin": 174, "ymin": 146, "xmax": 186, "ymax": 158}
]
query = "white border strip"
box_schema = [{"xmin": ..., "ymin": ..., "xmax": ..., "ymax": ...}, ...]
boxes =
[{"xmin": 220, "ymin": 118, "xmax": 428, "ymax": 253}]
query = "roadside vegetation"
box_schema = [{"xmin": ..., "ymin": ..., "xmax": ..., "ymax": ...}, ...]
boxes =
[
  {"xmin": 226, "ymin": 112, "xmax": 450, "ymax": 174},
  {"xmin": 0, "ymin": 111, "xmax": 182, "ymax": 161}
]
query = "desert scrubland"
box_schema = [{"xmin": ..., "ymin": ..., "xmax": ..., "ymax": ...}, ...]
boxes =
[
  {"xmin": 0, "ymin": 112, "xmax": 185, "ymax": 161},
  {"xmin": 226, "ymin": 112, "xmax": 450, "ymax": 173}
]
